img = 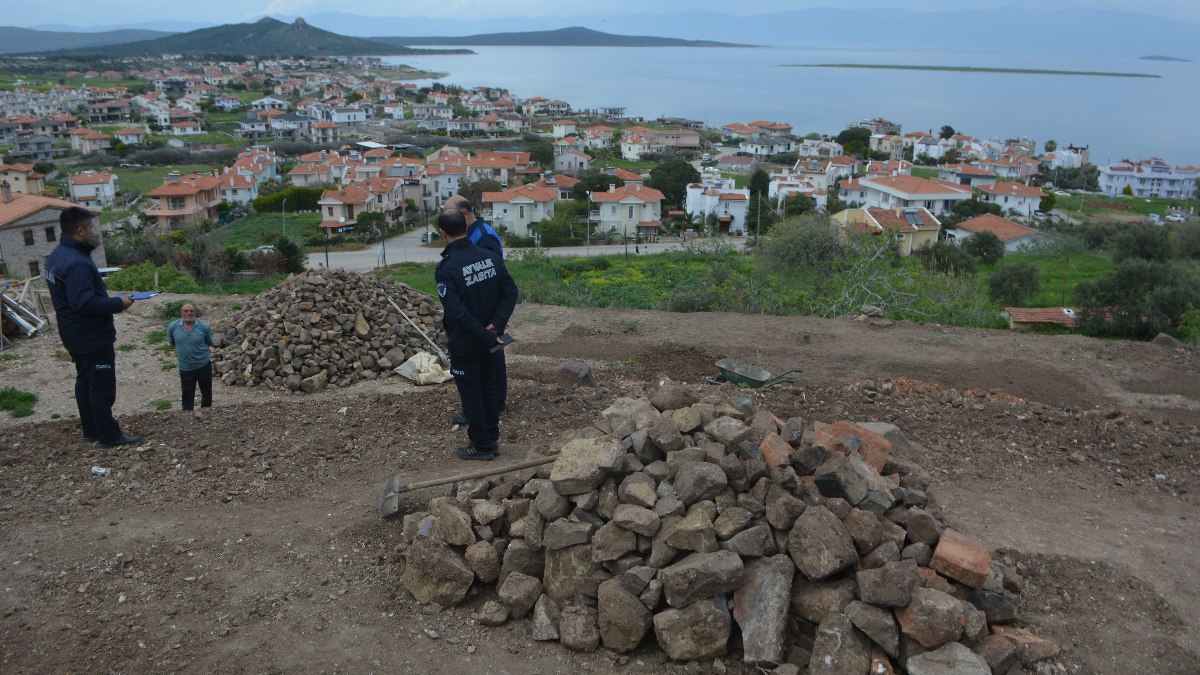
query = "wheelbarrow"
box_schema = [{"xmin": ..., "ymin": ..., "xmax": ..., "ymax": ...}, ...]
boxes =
[{"xmin": 706, "ymin": 358, "xmax": 801, "ymax": 389}]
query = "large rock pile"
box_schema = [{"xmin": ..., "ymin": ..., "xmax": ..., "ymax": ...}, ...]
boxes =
[
  {"xmin": 398, "ymin": 385, "xmax": 1059, "ymax": 673},
  {"xmin": 213, "ymin": 270, "xmax": 444, "ymax": 393}
]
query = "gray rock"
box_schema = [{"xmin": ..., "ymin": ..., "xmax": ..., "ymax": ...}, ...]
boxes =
[
  {"xmin": 1152, "ymin": 332, "xmax": 1186, "ymax": 348},
  {"xmin": 765, "ymin": 483, "xmax": 807, "ymax": 531},
  {"xmin": 968, "ymin": 588, "xmax": 1019, "ymax": 625},
  {"xmin": 617, "ymin": 472, "xmax": 658, "ymax": 508},
  {"xmin": 713, "ymin": 506, "xmax": 753, "ymax": 540},
  {"xmin": 721, "ymin": 525, "xmax": 776, "ymax": 557},
  {"xmin": 650, "ymin": 383, "xmax": 700, "ymax": 412},
  {"xmin": 814, "ymin": 453, "xmax": 890, "ymax": 508},
  {"xmin": 660, "ymin": 551, "xmax": 745, "ymax": 608},
  {"xmin": 665, "ymin": 502, "xmax": 720, "ymax": 553},
  {"xmin": 791, "ymin": 443, "xmax": 828, "ymax": 475},
  {"xmin": 612, "ymin": 504, "xmax": 661, "ymax": 536},
  {"xmin": 620, "ymin": 565, "xmax": 657, "ymax": 595},
  {"xmin": 498, "ymin": 571, "xmax": 542, "ymax": 619},
  {"xmin": 592, "ymin": 521, "xmax": 637, "ymax": 562},
  {"xmin": 780, "ymin": 417, "xmax": 806, "ymax": 445},
  {"xmin": 654, "ymin": 495, "xmax": 685, "ymax": 518},
  {"xmin": 902, "ymin": 542, "xmax": 934, "ymax": 566},
  {"xmin": 788, "ymin": 506, "xmax": 858, "ymax": 581},
  {"xmin": 543, "ymin": 519, "xmax": 595, "ymax": 551},
  {"xmin": 299, "ymin": 369, "xmax": 328, "ymax": 393},
  {"xmin": 531, "ymin": 594, "xmax": 562, "ymax": 641},
  {"xmin": 464, "ymin": 540, "xmax": 500, "ymax": 583},
  {"xmin": 790, "ymin": 577, "xmax": 857, "ymax": 624},
  {"xmin": 844, "ymin": 600, "xmax": 899, "ymax": 658},
  {"xmin": 895, "ymin": 586, "xmax": 968, "ymax": 649},
  {"xmin": 557, "ymin": 360, "xmax": 596, "ymax": 388},
  {"xmin": 843, "ymin": 508, "xmax": 884, "ymax": 554},
  {"xmin": 534, "ymin": 484, "xmax": 571, "ymax": 521},
  {"xmin": 597, "ymin": 577, "xmax": 652, "ymax": 653},
  {"xmin": 717, "ymin": 453, "xmax": 747, "ymax": 490},
  {"xmin": 430, "ymin": 497, "xmax": 476, "ymax": 546},
  {"xmin": 668, "ymin": 406, "xmax": 702, "ymax": 433},
  {"xmin": 471, "ymin": 499, "xmax": 507, "ymax": 525},
  {"xmin": 639, "ymin": 578, "xmax": 663, "ymax": 609},
  {"xmin": 862, "ymin": 540, "xmax": 901, "ymax": 569},
  {"xmin": 808, "ymin": 613, "xmax": 870, "ymax": 675},
  {"xmin": 733, "ymin": 555, "xmax": 794, "ymax": 663},
  {"xmin": 704, "ymin": 416, "xmax": 752, "ymax": 450},
  {"xmin": 476, "ymin": 600, "xmax": 509, "ymax": 626},
  {"xmin": 907, "ymin": 641, "xmax": 991, "ymax": 675},
  {"xmin": 647, "ymin": 415, "xmax": 686, "ymax": 453},
  {"xmin": 857, "ymin": 559, "xmax": 921, "ymax": 608},
  {"xmin": 549, "ymin": 437, "xmax": 626, "ymax": 495},
  {"xmin": 559, "ymin": 604, "xmax": 601, "ymax": 652},
  {"xmin": 905, "ymin": 508, "xmax": 944, "ymax": 546},
  {"xmin": 649, "ymin": 516, "xmax": 682, "ymax": 568},
  {"xmin": 498, "ymin": 540, "xmax": 544, "ymax": 587},
  {"xmin": 674, "ymin": 462, "xmax": 729, "ymax": 506},
  {"xmin": 599, "ymin": 397, "xmax": 660, "ymax": 437},
  {"xmin": 401, "ymin": 539, "xmax": 474, "ymax": 607},
  {"xmin": 543, "ymin": 543, "xmax": 600, "ymax": 604},
  {"xmin": 653, "ymin": 596, "xmax": 732, "ymax": 661}
]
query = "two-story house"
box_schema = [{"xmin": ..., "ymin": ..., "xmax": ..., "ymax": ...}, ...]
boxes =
[
  {"xmin": 853, "ymin": 175, "xmax": 973, "ymax": 215},
  {"xmin": 0, "ymin": 164, "xmax": 45, "ymax": 195},
  {"xmin": 685, "ymin": 172, "xmax": 750, "ymax": 235},
  {"xmin": 832, "ymin": 206, "xmax": 940, "ymax": 256},
  {"xmin": 0, "ymin": 184, "xmax": 104, "ymax": 279},
  {"xmin": 113, "ymin": 127, "xmax": 145, "ymax": 145},
  {"xmin": 976, "ymin": 181, "xmax": 1044, "ymax": 218},
  {"xmin": 143, "ymin": 173, "xmax": 222, "ymax": 232},
  {"xmin": 218, "ymin": 173, "xmax": 259, "ymax": 205},
  {"xmin": 311, "ymin": 121, "xmax": 341, "ymax": 145},
  {"xmin": 480, "ymin": 184, "xmax": 557, "ymax": 238},
  {"xmin": 318, "ymin": 184, "xmax": 370, "ymax": 233},
  {"xmin": 1098, "ymin": 158, "xmax": 1199, "ymax": 199},
  {"xmin": 938, "ymin": 163, "xmax": 998, "ymax": 188},
  {"xmin": 589, "ymin": 184, "xmax": 665, "ymax": 240},
  {"xmin": 68, "ymin": 171, "xmax": 118, "ymax": 207}
]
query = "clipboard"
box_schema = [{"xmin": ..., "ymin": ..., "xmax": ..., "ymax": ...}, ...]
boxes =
[{"xmin": 128, "ymin": 291, "xmax": 162, "ymax": 300}]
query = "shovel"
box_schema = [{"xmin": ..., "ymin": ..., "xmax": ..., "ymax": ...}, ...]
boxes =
[
  {"xmin": 387, "ymin": 296, "xmax": 449, "ymax": 367},
  {"xmin": 379, "ymin": 451, "xmax": 558, "ymax": 520}
]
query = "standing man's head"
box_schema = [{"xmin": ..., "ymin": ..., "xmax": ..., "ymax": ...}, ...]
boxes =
[
  {"xmin": 60, "ymin": 206, "xmax": 97, "ymax": 243},
  {"xmin": 438, "ymin": 208, "xmax": 468, "ymax": 241},
  {"xmin": 444, "ymin": 195, "xmax": 476, "ymax": 225},
  {"xmin": 180, "ymin": 304, "xmax": 197, "ymax": 327}
]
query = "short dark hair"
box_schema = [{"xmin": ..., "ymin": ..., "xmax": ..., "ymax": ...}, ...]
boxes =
[
  {"xmin": 438, "ymin": 208, "xmax": 467, "ymax": 237},
  {"xmin": 60, "ymin": 206, "xmax": 95, "ymax": 236}
]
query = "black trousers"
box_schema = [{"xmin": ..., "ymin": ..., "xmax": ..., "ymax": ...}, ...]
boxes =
[
  {"xmin": 450, "ymin": 349, "xmax": 500, "ymax": 453},
  {"xmin": 179, "ymin": 362, "xmax": 213, "ymax": 411},
  {"xmin": 495, "ymin": 348, "xmax": 507, "ymax": 406},
  {"xmin": 71, "ymin": 346, "xmax": 122, "ymax": 442}
]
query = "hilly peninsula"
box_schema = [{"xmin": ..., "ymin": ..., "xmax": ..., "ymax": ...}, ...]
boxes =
[
  {"xmin": 368, "ymin": 26, "xmax": 750, "ymax": 47},
  {"xmin": 0, "ymin": 26, "xmax": 172, "ymax": 54},
  {"xmin": 36, "ymin": 17, "xmax": 469, "ymax": 57}
]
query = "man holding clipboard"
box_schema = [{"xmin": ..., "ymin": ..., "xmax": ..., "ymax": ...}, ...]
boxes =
[{"xmin": 44, "ymin": 206, "xmax": 143, "ymax": 448}]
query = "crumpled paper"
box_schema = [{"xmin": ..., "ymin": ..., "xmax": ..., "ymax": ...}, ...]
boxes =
[{"xmin": 394, "ymin": 351, "xmax": 452, "ymax": 384}]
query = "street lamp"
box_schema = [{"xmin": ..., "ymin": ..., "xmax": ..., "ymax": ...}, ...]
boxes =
[{"xmin": 281, "ymin": 196, "xmax": 287, "ymax": 240}]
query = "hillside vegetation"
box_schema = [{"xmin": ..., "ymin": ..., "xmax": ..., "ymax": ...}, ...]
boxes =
[{"xmin": 0, "ymin": 27, "xmax": 172, "ymax": 54}]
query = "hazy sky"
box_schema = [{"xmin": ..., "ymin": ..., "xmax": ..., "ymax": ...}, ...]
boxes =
[{"xmin": 12, "ymin": 0, "xmax": 1200, "ymax": 28}]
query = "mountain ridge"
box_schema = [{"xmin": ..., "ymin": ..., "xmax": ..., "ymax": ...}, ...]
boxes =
[
  {"xmin": 0, "ymin": 26, "xmax": 173, "ymax": 54},
  {"xmin": 366, "ymin": 26, "xmax": 750, "ymax": 48}
]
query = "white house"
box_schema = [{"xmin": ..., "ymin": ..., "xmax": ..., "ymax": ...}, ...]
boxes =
[
  {"xmin": 250, "ymin": 95, "xmax": 289, "ymax": 112},
  {"xmin": 739, "ymin": 136, "xmax": 796, "ymax": 157},
  {"xmin": 946, "ymin": 213, "xmax": 1053, "ymax": 252},
  {"xmin": 68, "ymin": 171, "xmax": 117, "ymax": 207},
  {"xmin": 552, "ymin": 119, "xmax": 577, "ymax": 139},
  {"xmin": 554, "ymin": 150, "xmax": 592, "ymax": 175},
  {"xmin": 113, "ymin": 127, "xmax": 145, "ymax": 145},
  {"xmin": 1098, "ymin": 158, "xmax": 1199, "ymax": 199},
  {"xmin": 172, "ymin": 121, "xmax": 203, "ymax": 136},
  {"xmin": 589, "ymin": 184, "xmax": 665, "ymax": 238},
  {"xmin": 218, "ymin": 172, "xmax": 258, "ymax": 205},
  {"xmin": 855, "ymin": 175, "xmax": 973, "ymax": 215},
  {"xmin": 481, "ymin": 184, "xmax": 558, "ymax": 237},
  {"xmin": 685, "ymin": 172, "xmax": 750, "ymax": 234},
  {"xmin": 938, "ymin": 163, "xmax": 997, "ymax": 188},
  {"xmin": 976, "ymin": 181, "xmax": 1044, "ymax": 218}
]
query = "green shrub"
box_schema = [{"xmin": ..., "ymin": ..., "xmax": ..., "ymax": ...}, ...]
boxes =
[
  {"xmin": 105, "ymin": 261, "xmax": 201, "ymax": 294},
  {"xmin": 157, "ymin": 299, "xmax": 201, "ymax": 320},
  {"xmin": 147, "ymin": 330, "xmax": 166, "ymax": 344},
  {"xmin": 987, "ymin": 261, "xmax": 1042, "ymax": 306},
  {"xmin": 1179, "ymin": 309, "xmax": 1200, "ymax": 345},
  {"xmin": 152, "ymin": 399, "xmax": 171, "ymax": 411},
  {"xmin": 117, "ymin": 343, "xmax": 137, "ymax": 352},
  {"xmin": 0, "ymin": 387, "xmax": 37, "ymax": 417}
]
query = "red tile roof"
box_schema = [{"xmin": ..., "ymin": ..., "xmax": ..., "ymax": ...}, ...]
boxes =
[
  {"xmin": 68, "ymin": 172, "xmax": 115, "ymax": 185},
  {"xmin": 862, "ymin": 175, "xmax": 972, "ymax": 196},
  {"xmin": 482, "ymin": 184, "xmax": 558, "ymax": 203},
  {"xmin": 1004, "ymin": 307, "xmax": 1078, "ymax": 328},
  {"xmin": 145, "ymin": 173, "xmax": 220, "ymax": 197},
  {"xmin": 589, "ymin": 184, "xmax": 665, "ymax": 203},
  {"xmin": 954, "ymin": 213, "xmax": 1038, "ymax": 243},
  {"xmin": 0, "ymin": 192, "xmax": 85, "ymax": 226},
  {"xmin": 977, "ymin": 181, "xmax": 1043, "ymax": 198}
]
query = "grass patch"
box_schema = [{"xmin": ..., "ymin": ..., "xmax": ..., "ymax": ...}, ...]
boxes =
[
  {"xmin": 74, "ymin": 164, "xmax": 216, "ymax": 195},
  {"xmin": 911, "ymin": 167, "xmax": 940, "ymax": 179},
  {"xmin": 152, "ymin": 399, "xmax": 172, "ymax": 411},
  {"xmin": 0, "ymin": 387, "xmax": 37, "ymax": 418},
  {"xmin": 0, "ymin": 353, "xmax": 21, "ymax": 361},
  {"xmin": 210, "ymin": 212, "xmax": 322, "ymax": 250},
  {"xmin": 596, "ymin": 158, "xmax": 657, "ymax": 172},
  {"xmin": 980, "ymin": 252, "xmax": 1116, "ymax": 307},
  {"xmin": 147, "ymin": 330, "xmax": 166, "ymax": 344},
  {"xmin": 157, "ymin": 299, "xmax": 200, "ymax": 320},
  {"xmin": 1052, "ymin": 193, "xmax": 1193, "ymax": 220},
  {"xmin": 117, "ymin": 343, "xmax": 137, "ymax": 352},
  {"xmin": 161, "ymin": 362, "xmax": 176, "ymax": 371},
  {"xmin": 197, "ymin": 276, "xmax": 285, "ymax": 295}
]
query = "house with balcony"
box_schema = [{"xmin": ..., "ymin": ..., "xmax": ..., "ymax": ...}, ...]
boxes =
[
  {"xmin": 850, "ymin": 117, "xmax": 901, "ymax": 135},
  {"xmin": 589, "ymin": 184, "xmax": 665, "ymax": 239},
  {"xmin": 69, "ymin": 128, "xmax": 113, "ymax": 154},
  {"xmin": 853, "ymin": 175, "xmax": 973, "ymax": 215},
  {"xmin": 113, "ymin": 127, "xmax": 145, "ymax": 145},
  {"xmin": 0, "ymin": 185, "xmax": 104, "ymax": 279},
  {"xmin": 739, "ymin": 136, "xmax": 796, "ymax": 158},
  {"xmin": 832, "ymin": 207, "xmax": 940, "ymax": 256},
  {"xmin": 311, "ymin": 121, "xmax": 341, "ymax": 145},
  {"xmin": 144, "ymin": 173, "xmax": 222, "ymax": 232},
  {"xmin": 1098, "ymin": 158, "xmax": 1199, "ymax": 199},
  {"xmin": 976, "ymin": 181, "xmax": 1044, "ymax": 218},
  {"xmin": 0, "ymin": 164, "xmax": 46, "ymax": 195},
  {"xmin": 411, "ymin": 103, "xmax": 453, "ymax": 120},
  {"xmin": 481, "ymin": 184, "xmax": 557, "ymax": 237},
  {"xmin": 685, "ymin": 172, "xmax": 750, "ymax": 235},
  {"xmin": 269, "ymin": 114, "xmax": 313, "ymax": 140},
  {"xmin": 68, "ymin": 171, "xmax": 117, "ymax": 207},
  {"xmin": 85, "ymin": 99, "xmax": 130, "ymax": 123},
  {"xmin": 12, "ymin": 134, "xmax": 54, "ymax": 161},
  {"xmin": 288, "ymin": 162, "xmax": 333, "ymax": 187},
  {"xmin": 552, "ymin": 120, "xmax": 577, "ymax": 138},
  {"xmin": 938, "ymin": 163, "xmax": 997, "ymax": 188},
  {"xmin": 218, "ymin": 173, "xmax": 258, "ymax": 205},
  {"xmin": 863, "ymin": 160, "xmax": 914, "ymax": 178},
  {"xmin": 971, "ymin": 156, "xmax": 1038, "ymax": 182},
  {"xmin": 251, "ymin": 95, "xmax": 289, "ymax": 112},
  {"xmin": 172, "ymin": 121, "xmax": 203, "ymax": 136},
  {"xmin": 797, "ymin": 139, "xmax": 843, "ymax": 159},
  {"xmin": 318, "ymin": 184, "xmax": 370, "ymax": 232}
]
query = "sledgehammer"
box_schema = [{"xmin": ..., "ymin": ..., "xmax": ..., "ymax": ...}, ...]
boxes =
[
  {"xmin": 387, "ymin": 296, "xmax": 449, "ymax": 368},
  {"xmin": 378, "ymin": 452, "xmax": 558, "ymax": 520}
]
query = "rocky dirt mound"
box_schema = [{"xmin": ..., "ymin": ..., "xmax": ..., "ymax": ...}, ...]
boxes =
[
  {"xmin": 396, "ymin": 384, "xmax": 1056, "ymax": 673},
  {"xmin": 213, "ymin": 270, "xmax": 444, "ymax": 393}
]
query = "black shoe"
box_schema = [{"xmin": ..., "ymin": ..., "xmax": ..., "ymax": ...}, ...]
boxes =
[
  {"xmin": 100, "ymin": 434, "xmax": 144, "ymax": 448},
  {"xmin": 84, "ymin": 435, "xmax": 100, "ymax": 444},
  {"xmin": 455, "ymin": 446, "xmax": 496, "ymax": 461},
  {"xmin": 450, "ymin": 413, "xmax": 468, "ymax": 426}
]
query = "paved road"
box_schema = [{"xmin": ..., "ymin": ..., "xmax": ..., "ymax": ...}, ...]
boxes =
[{"xmin": 311, "ymin": 230, "xmax": 748, "ymax": 272}]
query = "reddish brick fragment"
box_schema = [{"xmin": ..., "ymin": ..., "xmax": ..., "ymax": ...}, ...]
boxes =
[
  {"xmin": 991, "ymin": 625, "xmax": 1059, "ymax": 666},
  {"xmin": 869, "ymin": 646, "xmax": 895, "ymax": 674},
  {"xmin": 916, "ymin": 566, "xmax": 965, "ymax": 599},
  {"xmin": 930, "ymin": 529, "xmax": 992, "ymax": 589},
  {"xmin": 827, "ymin": 420, "xmax": 892, "ymax": 473},
  {"xmin": 759, "ymin": 432, "xmax": 793, "ymax": 470}
]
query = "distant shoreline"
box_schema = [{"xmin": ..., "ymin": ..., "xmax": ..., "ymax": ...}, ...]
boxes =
[{"xmin": 783, "ymin": 63, "xmax": 1162, "ymax": 78}]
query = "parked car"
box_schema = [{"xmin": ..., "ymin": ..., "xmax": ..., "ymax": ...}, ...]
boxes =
[
  {"xmin": 421, "ymin": 231, "xmax": 441, "ymax": 243},
  {"xmin": 254, "ymin": 245, "xmax": 275, "ymax": 253},
  {"xmin": 1166, "ymin": 214, "xmax": 1187, "ymax": 223},
  {"xmin": 1148, "ymin": 214, "xmax": 1162, "ymax": 224}
]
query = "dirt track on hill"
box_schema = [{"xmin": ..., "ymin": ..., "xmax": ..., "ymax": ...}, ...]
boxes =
[{"xmin": 1, "ymin": 296, "xmax": 1198, "ymax": 672}]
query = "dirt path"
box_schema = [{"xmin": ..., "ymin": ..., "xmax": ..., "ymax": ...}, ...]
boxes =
[{"xmin": 2, "ymin": 297, "xmax": 1198, "ymax": 672}]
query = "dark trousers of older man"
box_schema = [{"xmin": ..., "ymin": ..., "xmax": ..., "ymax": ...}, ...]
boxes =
[
  {"xmin": 451, "ymin": 350, "xmax": 501, "ymax": 455},
  {"xmin": 179, "ymin": 362, "xmax": 213, "ymax": 411},
  {"xmin": 72, "ymin": 346, "xmax": 123, "ymax": 442}
]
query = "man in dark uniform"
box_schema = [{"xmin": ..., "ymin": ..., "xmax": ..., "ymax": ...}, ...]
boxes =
[
  {"xmin": 435, "ymin": 208, "xmax": 518, "ymax": 461},
  {"xmin": 43, "ymin": 206, "xmax": 143, "ymax": 448},
  {"xmin": 443, "ymin": 195, "xmax": 509, "ymax": 426}
]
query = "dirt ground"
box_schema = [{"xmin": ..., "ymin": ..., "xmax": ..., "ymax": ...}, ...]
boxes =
[{"xmin": 1, "ymin": 294, "xmax": 1198, "ymax": 673}]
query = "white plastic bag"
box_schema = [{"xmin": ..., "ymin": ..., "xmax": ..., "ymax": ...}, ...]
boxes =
[{"xmin": 394, "ymin": 351, "xmax": 452, "ymax": 384}]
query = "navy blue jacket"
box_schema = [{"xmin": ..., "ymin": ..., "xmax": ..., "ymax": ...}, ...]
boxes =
[
  {"xmin": 436, "ymin": 237, "xmax": 517, "ymax": 357},
  {"xmin": 467, "ymin": 216, "xmax": 503, "ymax": 256},
  {"xmin": 44, "ymin": 236, "xmax": 126, "ymax": 354}
]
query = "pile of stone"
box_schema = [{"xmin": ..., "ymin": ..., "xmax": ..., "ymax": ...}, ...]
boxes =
[
  {"xmin": 213, "ymin": 269, "xmax": 444, "ymax": 393},
  {"xmin": 398, "ymin": 384, "xmax": 1058, "ymax": 674}
]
